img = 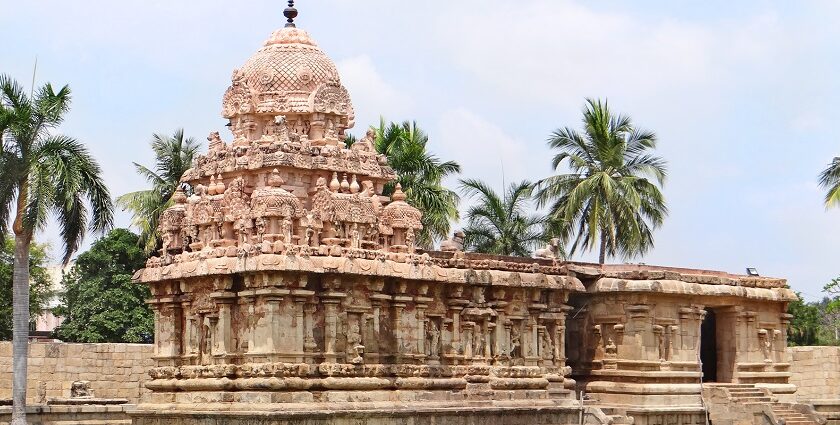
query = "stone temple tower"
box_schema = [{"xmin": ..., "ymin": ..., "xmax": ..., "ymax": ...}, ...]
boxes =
[
  {"xmin": 131, "ymin": 4, "xmax": 797, "ymax": 425},
  {"xmin": 132, "ymin": 6, "xmax": 583, "ymax": 424}
]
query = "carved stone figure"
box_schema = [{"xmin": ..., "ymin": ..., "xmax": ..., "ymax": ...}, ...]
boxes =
[
  {"xmin": 70, "ymin": 381, "xmax": 93, "ymax": 398},
  {"xmin": 510, "ymin": 326, "xmax": 521, "ymax": 358},
  {"xmin": 534, "ymin": 238, "xmax": 561, "ymax": 259},
  {"xmin": 426, "ymin": 320, "xmax": 441, "ymax": 358},
  {"xmin": 540, "ymin": 330, "xmax": 554, "ymax": 360},
  {"xmin": 440, "ymin": 231, "xmax": 465, "ymax": 252},
  {"xmin": 347, "ymin": 320, "xmax": 363, "ymax": 364}
]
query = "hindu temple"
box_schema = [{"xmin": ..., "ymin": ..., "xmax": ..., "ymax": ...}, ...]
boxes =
[{"xmin": 128, "ymin": 4, "xmax": 807, "ymax": 425}]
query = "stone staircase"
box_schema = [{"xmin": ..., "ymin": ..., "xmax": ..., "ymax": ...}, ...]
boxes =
[{"xmin": 704, "ymin": 383, "xmax": 824, "ymax": 425}]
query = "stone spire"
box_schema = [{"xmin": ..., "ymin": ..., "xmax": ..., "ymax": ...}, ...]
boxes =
[{"xmin": 284, "ymin": 0, "xmax": 298, "ymax": 28}]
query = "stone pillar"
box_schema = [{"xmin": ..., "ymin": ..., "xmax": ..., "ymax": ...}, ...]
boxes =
[
  {"xmin": 525, "ymin": 310, "xmax": 541, "ymax": 366},
  {"xmin": 392, "ymin": 296, "xmax": 411, "ymax": 362},
  {"xmin": 778, "ymin": 313, "xmax": 792, "ymax": 363},
  {"xmin": 151, "ymin": 303, "xmax": 162, "ymax": 357},
  {"xmin": 303, "ymin": 303, "xmax": 318, "ymax": 355},
  {"xmin": 159, "ymin": 301, "xmax": 183, "ymax": 360},
  {"xmin": 293, "ymin": 298, "xmax": 305, "ymax": 354},
  {"xmin": 267, "ymin": 296, "xmax": 283, "ymax": 354},
  {"xmin": 181, "ymin": 301, "xmax": 194, "ymax": 357},
  {"xmin": 503, "ymin": 321, "xmax": 513, "ymax": 359},
  {"xmin": 211, "ymin": 291, "xmax": 236, "ymax": 358},
  {"xmin": 463, "ymin": 322, "xmax": 474, "ymax": 359},
  {"xmin": 449, "ymin": 305, "xmax": 464, "ymax": 357},
  {"xmin": 291, "ymin": 290, "xmax": 315, "ymax": 363},
  {"xmin": 554, "ymin": 321, "xmax": 563, "ymax": 367},
  {"xmin": 237, "ymin": 291, "xmax": 257, "ymax": 354},
  {"xmin": 370, "ymin": 289, "xmax": 390, "ymax": 364},
  {"xmin": 323, "ymin": 299, "xmax": 340, "ymax": 363},
  {"xmin": 557, "ymin": 305, "xmax": 571, "ymax": 368},
  {"xmin": 483, "ymin": 318, "xmax": 492, "ymax": 362},
  {"xmin": 494, "ymin": 307, "xmax": 508, "ymax": 361},
  {"xmin": 416, "ymin": 297, "xmax": 431, "ymax": 360},
  {"xmin": 206, "ymin": 315, "xmax": 218, "ymax": 363},
  {"xmin": 369, "ymin": 303, "xmax": 381, "ymax": 363}
]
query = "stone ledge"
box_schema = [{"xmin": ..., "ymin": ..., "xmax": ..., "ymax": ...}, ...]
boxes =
[
  {"xmin": 0, "ymin": 404, "xmax": 135, "ymax": 414},
  {"xmin": 129, "ymin": 400, "xmax": 585, "ymax": 417},
  {"xmin": 47, "ymin": 397, "xmax": 129, "ymax": 405}
]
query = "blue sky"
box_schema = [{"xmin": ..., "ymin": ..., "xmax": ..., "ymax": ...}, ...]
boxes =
[{"xmin": 2, "ymin": 1, "xmax": 839, "ymax": 299}]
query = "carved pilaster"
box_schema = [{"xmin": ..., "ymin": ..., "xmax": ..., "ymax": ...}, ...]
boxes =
[
  {"xmin": 463, "ymin": 322, "xmax": 475, "ymax": 359},
  {"xmin": 210, "ymin": 291, "xmax": 236, "ymax": 357},
  {"xmin": 392, "ymin": 297, "xmax": 409, "ymax": 363},
  {"xmin": 303, "ymin": 302, "xmax": 317, "ymax": 355},
  {"xmin": 321, "ymin": 296, "xmax": 343, "ymax": 363},
  {"xmin": 415, "ymin": 297, "xmax": 431, "ymax": 362}
]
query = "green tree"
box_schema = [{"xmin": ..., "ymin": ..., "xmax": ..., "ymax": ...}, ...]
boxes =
[
  {"xmin": 460, "ymin": 179, "xmax": 552, "ymax": 257},
  {"xmin": 373, "ymin": 119, "xmax": 461, "ymax": 246},
  {"xmin": 818, "ymin": 156, "xmax": 840, "ymax": 208},
  {"xmin": 535, "ymin": 98, "xmax": 667, "ymax": 264},
  {"xmin": 824, "ymin": 277, "xmax": 840, "ymax": 342},
  {"xmin": 787, "ymin": 293, "xmax": 822, "ymax": 346},
  {"xmin": 116, "ymin": 129, "xmax": 199, "ymax": 253},
  {"xmin": 54, "ymin": 229, "xmax": 152, "ymax": 343},
  {"xmin": 0, "ymin": 74, "xmax": 113, "ymax": 425},
  {"xmin": 0, "ymin": 239, "xmax": 52, "ymax": 340}
]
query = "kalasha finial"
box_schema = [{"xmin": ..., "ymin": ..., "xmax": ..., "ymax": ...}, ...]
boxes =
[
  {"xmin": 284, "ymin": 0, "xmax": 298, "ymax": 28},
  {"xmin": 392, "ymin": 183, "xmax": 407, "ymax": 202}
]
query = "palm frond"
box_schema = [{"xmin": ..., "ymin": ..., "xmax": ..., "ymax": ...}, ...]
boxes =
[{"xmin": 819, "ymin": 157, "xmax": 840, "ymax": 208}]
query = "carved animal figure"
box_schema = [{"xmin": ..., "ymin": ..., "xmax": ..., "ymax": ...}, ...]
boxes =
[
  {"xmin": 440, "ymin": 230, "xmax": 465, "ymax": 252},
  {"xmin": 534, "ymin": 238, "xmax": 561, "ymax": 259}
]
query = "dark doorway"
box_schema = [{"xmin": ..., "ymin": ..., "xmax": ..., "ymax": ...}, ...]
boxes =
[{"xmin": 700, "ymin": 309, "xmax": 717, "ymax": 382}]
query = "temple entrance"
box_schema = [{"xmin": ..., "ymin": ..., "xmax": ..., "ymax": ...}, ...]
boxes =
[{"xmin": 700, "ymin": 308, "xmax": 718, "ymax": 382}]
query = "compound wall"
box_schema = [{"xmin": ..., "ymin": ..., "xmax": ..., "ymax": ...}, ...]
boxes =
[{"xmin": 0, "ymin": 342, "xmax": 152, "ymax": 404}]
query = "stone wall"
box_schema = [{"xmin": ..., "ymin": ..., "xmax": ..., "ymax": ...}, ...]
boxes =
[
  {"xmin": 787, "ymin": 346, "xmax": 840, "ymax": 400},
  {"xmin": 0, "ymin": 342, "xmax": 153, "ymax": 404}
]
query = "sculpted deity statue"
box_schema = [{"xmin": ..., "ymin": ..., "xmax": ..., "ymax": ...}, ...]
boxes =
[
  {"xmin": 352, "ymin": 127, "xmax": 376, "ymax": 154},
  {"xmin": 605, "ymin": 337, "xmax": 617, "ymax": 359},
  {"xmin": 426, "ymin": 320, "xmax": 441, "ymax": 358},
  {"xmin": 350, "ymin": 223, "xmax": 360, "ymax": 249},
  {"xmin": 509, "ymin": 326, "xmax": 521, "ymax": 358},
  {"xmin": 207, "ymin": 131, "xmax": 225, "ymax": 151},
  {"xmin": 275, "ymin": 115, "xmax": 290, "ymax": 142},
  {"xmin": 161, "ymin": 231, "xmax": 173, "ymax": 258},
  {"xmin": 281, "ymin": 218, "xmax": 293, "ymax": 243},
  {"xmin": 324, "ymin": 119, "xmax": 338, "ymax": 142},
  {"xmin": 255, "ymin": 217, "xmax": 266, "ymax": 241},
  {"xmin": 347, "ymin": 320, "xmax": 364, "ymax": 364},
  {"xmin": 406, "ymin": 228, "xmax": 415, "ymax": 253},
  {"xmin": 304, "ymin": 222, "xmax": 316, "ymax": 247},
  {"xmin": 540, "ymin": 331, "xmax": 554, "ymax": 360}
]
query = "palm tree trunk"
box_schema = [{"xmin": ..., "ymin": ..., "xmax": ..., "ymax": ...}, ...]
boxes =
[
  {"xmin": 11, "ymin": 233, "xmax": 30, "ymax": 425},
  {"xmin": 11, "ymin": 182, "xmax": 30, "ymax": 425},
  {"xmin": 598, "ymin": 233, "xmax": 607, "ymax": 265}
]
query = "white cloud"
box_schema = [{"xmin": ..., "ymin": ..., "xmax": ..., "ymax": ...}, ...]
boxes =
[
  {"xmin": 437, "ymin": 108, "xmax": 533, "ymax": 186},
  {"xmin": 336, "ymin": 55, "xmax": 412, "ymax": 133}
]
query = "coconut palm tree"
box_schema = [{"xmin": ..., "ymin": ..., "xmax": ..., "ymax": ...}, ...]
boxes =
[
  {"xmin": 116, "ymin": 129, "xmax": 199, "ymax": 253},
  {"xmin": 535, "ymin": 98, "xmax": 667, "ymax": 264},
  {"xmin": 0, "ymin": 74, "xmax": 113, "ymax": 425},
  {"xmin": 460, "ymin": 178, "xmax": 551, "ymax": 257},
  {"xmin": 819, "ymin": 156, "xmax": 840, "ymax": 208},
  {"xmin": 373, "ymin": 119, "xmax": 460, "ymax": 246}
]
